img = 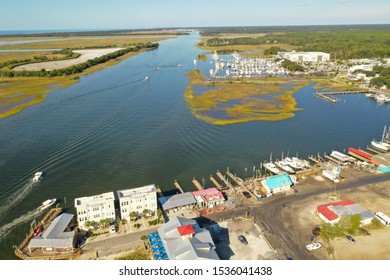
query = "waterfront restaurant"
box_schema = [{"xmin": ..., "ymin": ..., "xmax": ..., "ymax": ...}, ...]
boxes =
[
  {"xmin": 192, "ymin": 188, "xmax": 225, "ymax": 210},
  {"xmin": 27, "ymin": 213, "xmax": 76, "ymax": 254},
  {"xmin": 158, "ymin": 192, "xmax": 196, "ymax": 214},
  {"xmin": 157, "ymin": 216, "xmax": 219, "ymax": 260}
]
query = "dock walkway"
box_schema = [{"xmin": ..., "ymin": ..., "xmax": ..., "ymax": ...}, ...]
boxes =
[
  {"xmin": 216, "ymin": 171, "xmax": 234, "ymax": 189},
  {"xmin": 174, "ymin": 180, "xmax": 184, "ymax": 193},
  {"xmin": 192, "ymin": 178, "xmax": 203, "ymax": 191},
  {"xmin": 210, "ymin": 175, "xmax": 223, "ymax": 190}
]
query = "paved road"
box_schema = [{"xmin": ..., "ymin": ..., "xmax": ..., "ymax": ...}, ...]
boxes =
[
  {"xmin": 208, "ymin": 172, "xmax": 390, "ymax": 260},
  {"xmin": 76, "ymin": 172, "xmax": 390, "ymax": 260},
  {"xmin": 76, "ymin": 226, "xmax": 158, "ymax": 259}
]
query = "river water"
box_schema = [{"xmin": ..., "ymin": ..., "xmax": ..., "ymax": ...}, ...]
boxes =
[{"xmin": 0, "ymin": 31, "xmax": 389, "ymax": 259}]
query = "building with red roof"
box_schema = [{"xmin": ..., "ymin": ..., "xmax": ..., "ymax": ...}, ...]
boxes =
[
  {"xmin": 192, "ymin": 188, "xmax": 225, "ymax": 209},
  {"xmin": 317, "ymin": 200, "xmax": 374, "ymax": 225}
]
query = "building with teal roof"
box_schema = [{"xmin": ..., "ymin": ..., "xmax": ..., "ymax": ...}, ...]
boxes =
[{"xmin": 261, "ymin": 173, "xmax": 293, "ymax": 197}]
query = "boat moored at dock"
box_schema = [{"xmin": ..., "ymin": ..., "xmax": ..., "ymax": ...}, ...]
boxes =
[{"xmin": 263, "ymin": 162, "xmax": 282, "ymax": 175}]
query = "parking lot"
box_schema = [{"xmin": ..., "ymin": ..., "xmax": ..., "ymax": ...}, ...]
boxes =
[{"xmin": 206, "ymin": 218, "xmax": 277, "ymax": 260}]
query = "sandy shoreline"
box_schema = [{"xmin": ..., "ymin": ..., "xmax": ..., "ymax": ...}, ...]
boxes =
[{"xmin": 13, "ymin": 48, "xmax": 124, "ymax": 71}]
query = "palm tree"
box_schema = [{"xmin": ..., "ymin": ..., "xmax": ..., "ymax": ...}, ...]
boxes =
[
  {"xmin": 142, "ymin": 209, "xmax": 149, "ymax": 219},
  {"xmin": 129, "ymin": 211, "xmax": 138, "ymax": 222}
]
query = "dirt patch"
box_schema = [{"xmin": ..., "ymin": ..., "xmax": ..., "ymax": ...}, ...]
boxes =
[
  {"xmin": 282, "ymin": 185, "xmax": 390, "ymax": 259},
  {"xmin": 13, "ymin": 48, "xmax": 123, "ymax": 71}
]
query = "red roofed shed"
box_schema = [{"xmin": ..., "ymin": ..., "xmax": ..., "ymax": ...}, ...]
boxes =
[{"xmin": 317, "ymin": 200, "xmax": 355, "ymax": 223}]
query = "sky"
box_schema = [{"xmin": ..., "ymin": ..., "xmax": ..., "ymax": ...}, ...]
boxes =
[{"xmin": 1, "ymin": 0, "xmax": 390, "ymax": 30}]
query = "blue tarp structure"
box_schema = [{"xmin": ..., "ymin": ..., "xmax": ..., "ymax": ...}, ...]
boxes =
[{"xmin": 147, "ymin": 231, "xmax": 169, "ymax": 260}]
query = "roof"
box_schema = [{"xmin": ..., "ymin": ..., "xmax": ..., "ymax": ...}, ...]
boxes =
[
  {"xmin": 317, "ymin": 200, "xmax": 355, "ymax": 221},
  {"xmin": 317, "ymin": 200, "xmax": 375, "ymax": 222},
  {"xmin": 28, "ymin": 213, "xmax": 76, "ymax": 249},
  {"xmin": 117, "ymin": 184, "xmax": 156, "ymax": 199},
  {"xmin": 158, "ymin": 192, "xmax": 196, "ymax": 211},
  {"xmin": 348, "ymin": 147, "xmax": 372, "ymax": 159},
  {"xmin": 157, "ymin": 216, "xmax": 219, "ymax": 260},
  {"xmin": 177, "ymin": 224, "xmax": 195, "ymax": 236},
  {"xmin": 74, "ymin": 191, "xmax": 115, "ymax": 207},
  {"xmin": 372, "ymin": 152, "xmax": 390, "ymax": 166},
  {"xmin": 263, "ymin": 173, "xmax": 292, "ymax": 190},
  {"xmin": 192, "ymin": 188, "xmax": 224, "ymax": 203},
  {"xmin": 283, "ymin": 51, "xmax": 330, "ymax": 56}
]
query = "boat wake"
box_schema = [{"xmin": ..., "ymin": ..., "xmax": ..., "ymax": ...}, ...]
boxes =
[
  {"xmin": 0, "ymin": 207, "xmax": 40, "ymax": 242},
  {"xmin": 0, "ymin": 180, "xmax": 36, "ymax": 220}
]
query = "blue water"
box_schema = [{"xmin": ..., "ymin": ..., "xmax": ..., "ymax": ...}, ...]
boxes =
[{"xmin": 0, "ymin": 32, "xmax": 389, "ymax": 259}]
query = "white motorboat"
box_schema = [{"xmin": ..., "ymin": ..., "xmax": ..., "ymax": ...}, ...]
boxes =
[
  {"xmin": 33, "ymin": 172, "xmax": 43, "ymax": 182},
  {"xmin": 285, "ymin": 157, "xmax": 302, "ymax": 170},
  {"xmin": 263, "ymin": 162, "xmax": 282, "ymax": 175},
  {"xmin": 275, "ymin": 160, "xmax": 295, "ymax": 174},
  {"xmin": 39, "ymin": 199, "xmax": 56, "ymax": 212}
]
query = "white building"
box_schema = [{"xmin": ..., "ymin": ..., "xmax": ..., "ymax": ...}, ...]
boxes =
[
  {"xmin": 117, "ymin": 184, "xmax": 157, "ymax": 221},
  {"xmin": 74, "ymin": 192, "xmax": 116, "ymax": 230},
  {"xmin": 278, "ymin": 51, "xmax": 330, "ymax": 63}
]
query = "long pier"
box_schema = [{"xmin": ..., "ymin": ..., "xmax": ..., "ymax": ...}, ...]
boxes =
[
  {"xmin": 174, "ymin": 180, "xmax": 184, "ymax": 193},
  {"xmin": 192, "ymin": 178, "xmax": 203, "ymax": 191},
  {"xmin": 156, "ymin": 186, "xmax": 164, "ymax": 197},
  {"xmin": 216, "ymin": 171, "xmax": 234, "ymax": 189},
  {"xmin": 314, "ymin": 90, "xmax": 370, "ymax": 104},
  {"xmin": 226, "ymin": 171, "xmax": 245, "ymax": 186},
  {"xmin": 210, "ymin": 175, "xmax": 223, "ymax": 190}
]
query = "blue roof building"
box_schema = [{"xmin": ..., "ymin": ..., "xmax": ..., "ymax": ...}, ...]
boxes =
[{"xmin": 261, "ymin": 173, "xmax": 293, "ymax": 197}]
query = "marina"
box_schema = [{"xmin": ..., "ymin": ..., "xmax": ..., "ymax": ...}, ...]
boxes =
[
  {"xmin": 1, "ymin": 32, "xmax": 390, "ymax": 260},
  {"xmin": 210, "ymin": 52, "xmax": 289, "ymax": 78}
]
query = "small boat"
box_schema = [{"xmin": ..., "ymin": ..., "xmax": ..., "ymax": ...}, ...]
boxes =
[
  {"xmin": 145, "ymin": 76, "xmax": 149, "ymax": 80},
  {"xmin": 33, "ymin": 225, "xmax": 43, "ymax": 237},
  {"xmin": 33, "ymin": 172, "xmax": 43, "ymax": 182},
  {"xmin": 39, "ymin": 198, "xmax": 56, "ymax": 212},
  {"xmin": 177, "ymin": 64, "xmax": 183, "ymax": 67}
]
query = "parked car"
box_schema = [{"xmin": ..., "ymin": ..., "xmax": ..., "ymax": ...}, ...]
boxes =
[
  {"xmin": 306, "ymin": 242, "xmax": 322, "ymax": 251},
  {"xmin": 345, "ymin": 235, "xmax": 356, "ymax": 244},
  {"xmin": 110, "ymin": 224, "xmax": 116, "ymax": 234},
  {"xmin": 238, "ymin": 235, "xmax": 248, "ymax": 245}
]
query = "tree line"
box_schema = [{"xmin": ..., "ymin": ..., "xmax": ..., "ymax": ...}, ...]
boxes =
[
  {"xmin": 204, "ymin": 29, "xmax": 390, "ymax": 60},
  {"xmin": 0, "ymin": 42, "xmax": 158, "ymax": 78}
]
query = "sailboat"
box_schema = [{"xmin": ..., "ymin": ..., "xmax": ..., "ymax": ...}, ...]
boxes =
[{"xmin": 371, "ymin": 126, "xmax": 390, "ymax": 151}]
